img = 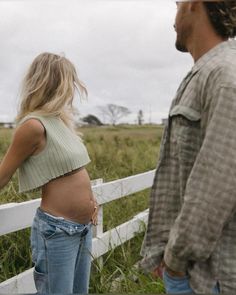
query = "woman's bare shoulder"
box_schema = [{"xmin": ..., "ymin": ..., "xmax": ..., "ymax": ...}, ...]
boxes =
[{"xmin": 14, "ymin": 118, "xmax": 45, "ymax": 145}]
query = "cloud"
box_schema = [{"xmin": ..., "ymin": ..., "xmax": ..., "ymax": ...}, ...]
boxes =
[{"xmin": 0, "ymin": 0, "xmax": 192, "ymax": 123}]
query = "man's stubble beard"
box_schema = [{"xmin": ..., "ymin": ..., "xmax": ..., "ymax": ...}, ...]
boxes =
[
  {"xmin": 174, "ymin": 23, "xmax": 192, "ymax": 53},
  {"xmin": 175, "ymin": 37, "xmax": 188, "ymax": 53}
]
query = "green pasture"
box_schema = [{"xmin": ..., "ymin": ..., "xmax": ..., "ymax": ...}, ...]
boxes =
[{"xmin": 0, "ymin": 125, "xmax": 164, "ymax": 293}]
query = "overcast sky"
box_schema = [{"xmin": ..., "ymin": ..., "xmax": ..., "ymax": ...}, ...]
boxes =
[{"xmin": 0, "ymin": 0, "xmax": 193, "ymax": 124}]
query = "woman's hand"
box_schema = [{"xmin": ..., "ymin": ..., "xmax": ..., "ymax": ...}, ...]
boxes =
[{"xmin": 91, "ymin": 200, "xmax": 99, "ymax": 225}]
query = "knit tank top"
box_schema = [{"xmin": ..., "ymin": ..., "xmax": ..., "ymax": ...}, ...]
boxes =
[{"xmin": 18, "ymin": 114, "xmax": 91, "ymax": 193}]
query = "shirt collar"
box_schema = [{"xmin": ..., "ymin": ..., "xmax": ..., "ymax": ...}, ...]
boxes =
[{"xmin": 191, "ymin": 40, "xmax": 236, "ymax": 74}]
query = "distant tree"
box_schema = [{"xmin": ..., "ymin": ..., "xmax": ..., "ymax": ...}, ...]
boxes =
[
  {"xmin": 98, "ymin": 104, "xmax": 131, "ymax": 125},
  {"xmin": 82, "ymin": 114, "xmax": 103, "ymax": 126},
  {"xmin": 137, "ymin": 110, "xmax": 144, "ymax": 125}
]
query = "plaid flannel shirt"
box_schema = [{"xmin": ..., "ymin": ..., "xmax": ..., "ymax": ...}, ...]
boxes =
[{"xmin": 140, "ymin": 40, "xmax": 236, "ymax": 294}]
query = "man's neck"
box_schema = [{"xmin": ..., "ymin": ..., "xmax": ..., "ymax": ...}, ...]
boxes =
[{"xmin": 188, "ymin": 31, "xmax": 227, "ymax": 63}]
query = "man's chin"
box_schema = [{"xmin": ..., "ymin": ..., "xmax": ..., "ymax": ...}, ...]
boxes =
[{"xmin": 175, "ymin": 42, "xmax": 188, "ymax": 53}]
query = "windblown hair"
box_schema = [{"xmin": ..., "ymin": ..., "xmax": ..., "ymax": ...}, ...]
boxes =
[
  {"xmin": 204, "ymin": 1, "xmax": 236, "ymax": 39},
  {"xmin": 16, "ymin": 52, "xmax": 87, "ymax": 128}
]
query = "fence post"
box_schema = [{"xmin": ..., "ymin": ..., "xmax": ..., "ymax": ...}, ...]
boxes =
[{"xmin": 91, "ymin": 179, "xmax": 104, "ymax": 270}]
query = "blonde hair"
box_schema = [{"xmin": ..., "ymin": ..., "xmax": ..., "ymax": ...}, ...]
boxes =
[{"xmin": 16, "ymin": 52, "xmax": 87, "ymax": 128}]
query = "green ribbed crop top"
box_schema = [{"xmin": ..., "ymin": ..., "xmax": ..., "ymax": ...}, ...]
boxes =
[{"xmin": 18, "ymin": 114, "xmax": 91, "ymax": 193}]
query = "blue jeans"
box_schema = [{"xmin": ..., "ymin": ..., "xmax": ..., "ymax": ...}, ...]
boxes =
[
  {"xmin": 31, "ymin": 208, "xmax": 92, "ymax": 294},
  {"xmin": 163, "ymin": 270, "xmax": 220, "ymax": 294}
]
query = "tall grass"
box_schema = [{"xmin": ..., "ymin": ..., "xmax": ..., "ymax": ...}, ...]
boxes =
[{"xmin": 0, "ymin": 124, "xmax": 164, "ymax": 293}]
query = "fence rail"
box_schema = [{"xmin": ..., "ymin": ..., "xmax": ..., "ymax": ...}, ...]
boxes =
[{"xmin": 0, "ymin": 170, "xmax": 155, "ymax": 293}]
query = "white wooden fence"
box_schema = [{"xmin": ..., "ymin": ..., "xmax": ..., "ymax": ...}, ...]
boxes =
[{"xmin": 0, "ymin": 170, "xmax": 155, "ymax": 293}]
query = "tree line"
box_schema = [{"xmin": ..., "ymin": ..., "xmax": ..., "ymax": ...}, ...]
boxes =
[{"xmin": 81, "ymin": 104, "xmax": 144, "ymax": 126}]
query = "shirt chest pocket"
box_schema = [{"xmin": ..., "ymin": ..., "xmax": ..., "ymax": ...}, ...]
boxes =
[{"xmin": 169, "ymin": 105, "xmax": 201, "ymax": 160}]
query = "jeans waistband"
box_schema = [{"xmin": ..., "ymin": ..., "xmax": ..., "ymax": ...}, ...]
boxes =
[{"xmin": 36, "ymin": 207, "xmax": 91, "ymax": 236}]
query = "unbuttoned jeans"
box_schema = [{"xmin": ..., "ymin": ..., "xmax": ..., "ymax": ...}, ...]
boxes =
[
  {"xmin": 31, "ymin": 208, "xmax": 92, "ymax": 294},
  {"xmin": 163, "ymin": 270, "xmax": 220, "ymax": 294}
]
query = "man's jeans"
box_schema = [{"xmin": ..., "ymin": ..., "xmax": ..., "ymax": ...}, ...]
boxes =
[
  {"xmin": 163, "ymin": 270, "xmax": 220, "ymax": 294},
  {"xmin": 31, "ymin": 208, "xmax": 92, "ymax": 294}
]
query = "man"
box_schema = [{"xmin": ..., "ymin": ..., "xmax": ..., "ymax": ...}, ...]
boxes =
[{"xmin": 140, "ymin": 1, "xmax": 236, "ymax": 294}]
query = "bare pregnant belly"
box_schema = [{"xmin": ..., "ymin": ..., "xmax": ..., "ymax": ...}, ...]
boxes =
[{"xmin": 40, "ymin": 168, "xmax": 95, "ymax": 224}]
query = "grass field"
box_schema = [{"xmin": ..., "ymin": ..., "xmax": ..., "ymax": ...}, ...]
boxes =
[{"xmin": 0, "ymin": 124, "xmax": 164, "ymax": 293}]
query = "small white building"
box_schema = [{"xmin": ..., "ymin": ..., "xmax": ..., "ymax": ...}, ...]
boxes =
[
  {"xmin": 0, "ymin": 114, "xmax": 15, "ymax": 128},
  {"xmin": 3, "ymin": 122, "xmax": 15, "ymax": 128}
]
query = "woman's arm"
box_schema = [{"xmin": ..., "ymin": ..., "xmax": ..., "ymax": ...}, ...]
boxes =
[{"xmin": 0, "ymin": 119, "xmax": 45, "ymax": 190}]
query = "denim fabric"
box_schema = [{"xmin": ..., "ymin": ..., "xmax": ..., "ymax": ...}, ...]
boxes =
[
  {"xmin": 163, "ymin": 270, "xmax": 193, "ymax": 294},
  {"xmin": 31, "ymin": 208, "xmax": 92, "ymax": 294},
  {"xmin": 163, "ymin": 270, "xmax": 220, "ymax": 294}
]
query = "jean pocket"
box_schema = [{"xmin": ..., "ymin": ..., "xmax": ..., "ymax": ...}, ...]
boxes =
[
  {"xmin": 163, "ymin": 270, "xmax": 193, "ymax": 294},
  {"xmin": 164, "ymin": 270, "xmax": 189, "ymax": 281},
  {"xmin": 40, "ymin": 222, "xmax": 63, "ymax": 240},
  {"xmin": 34, "ymin": 267, "xmax": 48, "ymax": 293}
]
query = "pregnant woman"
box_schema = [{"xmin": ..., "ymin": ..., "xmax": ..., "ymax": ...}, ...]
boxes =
[{"xmin": 0, "ymin": 52, "xmax": 98, "ymax": 293}]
